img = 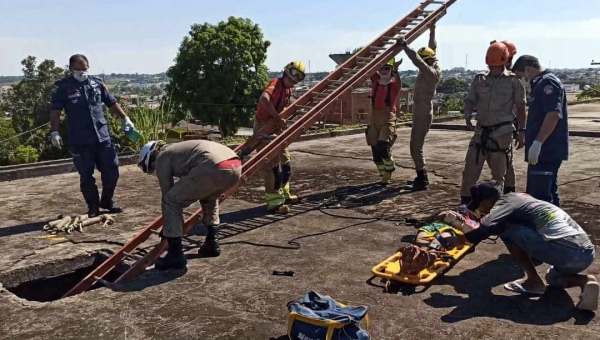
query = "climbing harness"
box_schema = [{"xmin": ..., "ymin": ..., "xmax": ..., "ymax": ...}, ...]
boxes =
[
  {"xmin": 43, "ymin": 214, "xmax": 115, "ymax": 234},
  {"xmin": 470, "ymin": 121, "xmax": 514, "ymax": 168}
]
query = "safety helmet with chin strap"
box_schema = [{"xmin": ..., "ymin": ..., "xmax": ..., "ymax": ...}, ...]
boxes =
[{"xmin": 138, "ymin": 140, "xmax": 164, "ymax": 173}]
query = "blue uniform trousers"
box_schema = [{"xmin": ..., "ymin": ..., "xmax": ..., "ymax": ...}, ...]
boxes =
[
  {"xmin": 526, "ymin": 161, "xmax": 562, "ymax": 207},
  {"xmin": 71, "ymin": 140, "xmax": 120, "ymax": 208}
]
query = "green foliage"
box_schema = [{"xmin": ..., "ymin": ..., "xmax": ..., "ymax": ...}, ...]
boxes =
[
  {"xmin": 438, "ymin": 94, "xmax": 464, "ymax": 116},
  {"xmin": 166, "ymin": 16, "xmax": 271, "ymax": 137},
  {"xmin": 9, "ymin": 145, "xmax": 39, "ymax": 164},
  {"xmin": 0, "ymin": 56, "xmax": 70, "ymax": 160},
  {"xmin": 109, "ymin": 100, "xmax": 171, "ymax": 154},
  {"xmin": 577, "ymin": 84, "xmax": 600, "ymax": 101},
  {"xmin": 0, "ymin": 119, "xmax": 19, "ymax": 165},
  {"xmin": 437, "ymin": 77, "xmax": 469, "ymax": 94}
]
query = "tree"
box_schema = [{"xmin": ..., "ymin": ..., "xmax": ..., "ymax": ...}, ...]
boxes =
[
  {"xmin": 0, "ymin": 119, "xmax": 19, "ymax": 165},
  {"xmin": 436, "ymin": 77, "xmax": 469, "ymax": 94},
  {"xmin": 9, "ymin": 145, "xmax": 39, "ymax": 165},
  {"xmin": 1, "ymin": 56, "xmax": 70, "ymax": 160},
  {"xmin": 165, "ymin": 17, "xmax": 271, "ymax": 136}
]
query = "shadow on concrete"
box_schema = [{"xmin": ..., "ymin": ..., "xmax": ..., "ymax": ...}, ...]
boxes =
[
  {"xmin": 109, "ymin": 267, "xmax": 188, "ymax": 293},
  {"xmin": 269, "ymin": 336, "xmax": 288, "ymax": 340},
  {"xmin": 116, "ymin": 182, "xmax": 403, "ymax": 291},
  {"xmin": 0, "ymin": 221, "xmax": 48, "ymax": 238},
  {"xmin": 424, "ymin": 254, "xmax": 595, "ymax": 326},
  {"xmin": 186, "ymin": 182, "xmax": 402, "ymax": 255}
]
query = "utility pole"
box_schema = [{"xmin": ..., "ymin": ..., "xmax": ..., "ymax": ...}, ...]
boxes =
[
  {"xmin": 593, "ymin": 60, "xmax": 600, "ymax": 84},
  {"xmin": 465, "ymin": 54, "xmax": 468, "ymax": 70}
]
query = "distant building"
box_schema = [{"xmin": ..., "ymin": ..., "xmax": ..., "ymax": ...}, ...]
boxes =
[{"xmin": 563, "ymin": 84, "xmax": 579, "ymax": 93}]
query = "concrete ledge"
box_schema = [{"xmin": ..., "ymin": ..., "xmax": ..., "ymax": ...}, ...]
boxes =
[
  {"xmin": 568, "ymin": 98, "xmax": 600, "ymax": 106},
  {"xmin": 0, "ymin": 155, "xmax": 139, "ymax": 182},
  {"xmin": 413, "ymin": 123, "xmax": 600, "ymax": 138}
]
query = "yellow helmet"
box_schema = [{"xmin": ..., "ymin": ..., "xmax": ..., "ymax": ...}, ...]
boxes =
[
  {"xmin": 284, "ymin": 61, "xmax": 306, "ymax": 82},
  {"xmin": 417, "ymin": 47, "xmax": 436, "ymax": 61}
]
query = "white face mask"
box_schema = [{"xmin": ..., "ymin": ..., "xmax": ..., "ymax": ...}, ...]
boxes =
[
  {"xmin": 73, "ymin": 70, "xmax": 89, "ymax": 82},
  {"xmin": 379, "ymin": 74, "xmax": 392, "ymax": 85}
]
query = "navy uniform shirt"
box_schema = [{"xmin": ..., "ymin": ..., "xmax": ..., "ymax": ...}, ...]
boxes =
[
  {"xmin": 525, "ymin": 71, "xmax": 569, "ymax": 163},
  {"xmin": 51, "ymin": 75, "xmax": 117, "ymax": 146}
]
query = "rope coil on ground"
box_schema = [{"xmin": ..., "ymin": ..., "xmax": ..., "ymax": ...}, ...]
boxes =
[{"xmin": 42, "ymin": 214, "xmax": 115, "ymax": 234}]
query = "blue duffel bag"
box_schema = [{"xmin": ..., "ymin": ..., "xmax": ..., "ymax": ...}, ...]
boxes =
[{"xmin": 286, "ymin": 291, "xmax": 371, "ymax": 340}]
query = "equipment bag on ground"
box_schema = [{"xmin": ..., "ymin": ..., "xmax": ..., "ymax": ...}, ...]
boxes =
[{"xmin": 286, "ymin": 291, "xmax": 371, "ymax": 340}]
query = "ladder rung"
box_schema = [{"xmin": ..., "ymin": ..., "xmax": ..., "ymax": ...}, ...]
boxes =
[
  {"xmin": 370, "ymin": 46, "xmax": 386, "ymax": 51},
  {"xmin": 123, "ymin": 251, "xmax": 144, "ymax": 261},
  {"xmin": 430, "ymin": 0, "xmax": 446, "ymax": 3},
  {"xmin": 357, "ymin": 56, "xmax": 374, "ymax": 61},
  {"xmin": 312, "ymin": 92, "xmax": 328, "ymax": 97},
  {"xmin": 327, "ymin": 79, "xmax": 345, "ymax": 84},
  {"xmin": 407, "ymin": 18, "xmax": 423, "ymax": 22},
  {"xmin": 395, "ymin": 26, "xmax": 410, "ymax": 31},
  {"xmin": 342, "ymin": 68, "xmax": 359, "ymax": 73},
  {"xmin": 296, "ymin": 105, "xmax": 314, "ymax": 110}
]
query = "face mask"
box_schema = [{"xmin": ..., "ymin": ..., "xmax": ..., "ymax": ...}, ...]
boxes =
[
  {"xmin": 73, "ymin": 70, "xmax": 89, "ymax": 82},
  {"xmin": 379, "ymin": 74, "xmax": 392, "ymax": 85}
]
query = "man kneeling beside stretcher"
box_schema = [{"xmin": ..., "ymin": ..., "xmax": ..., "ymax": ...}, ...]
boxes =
[{"xmin": 444, "ymin": 180, "xmax": 598, "ymax": 311}]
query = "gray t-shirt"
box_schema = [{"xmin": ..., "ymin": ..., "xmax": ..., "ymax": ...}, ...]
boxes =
[{"xmin": 465, "ymin": 193, "xmax": 586, "ymax": 244}]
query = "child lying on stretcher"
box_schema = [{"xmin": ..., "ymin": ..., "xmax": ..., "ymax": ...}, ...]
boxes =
[{"xmin": 398, "ymin": 209, "xmax": 480, "ymax": 275}]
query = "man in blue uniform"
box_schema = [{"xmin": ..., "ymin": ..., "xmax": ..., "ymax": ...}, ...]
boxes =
[
  {"xmin": 512, "ymin": 55, "xmax": 568, "ymax": 207},
  {"xmin": 50, "ymin": 54, "xmax": 134, "ymax": 217}
]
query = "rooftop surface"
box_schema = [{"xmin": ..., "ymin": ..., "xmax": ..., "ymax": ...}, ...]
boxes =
[{"xmin": 1, "ymin": 104, "xmax": 600, "ymax": 339}]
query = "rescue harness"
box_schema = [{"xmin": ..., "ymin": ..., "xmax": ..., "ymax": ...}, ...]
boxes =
[{"xmin": 470, "ymin": 121, "xmax": 514, "ymax": 168}]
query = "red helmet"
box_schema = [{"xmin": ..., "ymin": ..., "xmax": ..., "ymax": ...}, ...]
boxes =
[
  {"xmin": 486, "ymin": 42, "xmax": 510, "ymax": 67},
  {"xmin": 500, "ymin": 40, "xmax": 517, "ymax": 57}
]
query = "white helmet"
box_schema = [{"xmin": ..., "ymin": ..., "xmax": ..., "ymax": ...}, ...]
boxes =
[{"xmin": 138, "ymin": 140, "xmax": 162, "ymax": 173}]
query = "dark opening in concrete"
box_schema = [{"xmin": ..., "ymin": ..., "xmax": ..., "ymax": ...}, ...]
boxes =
[{"xmin": 1, "ymin": 251, "xmax": 125, "ymax": 302}]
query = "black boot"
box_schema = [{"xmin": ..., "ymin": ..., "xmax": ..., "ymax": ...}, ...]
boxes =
[
  {"xmin": 404, "ymin": 170, "xmax": 429, "ymax": 191},
  {"xmin": 155, "ymin": 237, "xmax": 187, "ymax": 270},
  {"xmin": 82, "ymin": 188, "xmax": 100, "ymax": 218},
  {"xmin": 199, "ymin": 225, "xmax": 221, "ymax": 257},
  {"xmin": 503, "ymin": 186, "xmax": 516, "ymax": 194},
  {"xmin": 100, "ymin": 187, "xmax": 123, "ymax": 213}
]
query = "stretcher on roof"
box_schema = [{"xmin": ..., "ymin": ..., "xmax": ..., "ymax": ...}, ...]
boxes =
[{"xmin": 371, "ymin": 224, "xmax": 473, "ymax": 285}]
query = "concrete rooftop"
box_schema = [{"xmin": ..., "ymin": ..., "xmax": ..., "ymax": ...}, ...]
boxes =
[{"xmin": 1, "ymin": 103, "xmax": 600, "ymax": 339}]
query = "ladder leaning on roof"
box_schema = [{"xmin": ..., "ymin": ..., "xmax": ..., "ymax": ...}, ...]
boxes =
[{"xmin": 63, "ymin": 0, "xmax": 458, "ymax": 298}]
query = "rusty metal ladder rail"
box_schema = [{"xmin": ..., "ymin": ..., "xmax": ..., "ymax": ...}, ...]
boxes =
[{"xmin": 62, "ymin": 0, "xmax": 456, "ymax": 298}]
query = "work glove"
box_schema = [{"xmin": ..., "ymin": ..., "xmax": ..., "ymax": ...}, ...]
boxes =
[
  {"xmin": 528, "ymin": 140, "xmax": 543, "ymax": 165},
  {"xmin": 122, "ymin": 116, "xmax": 135, "ymax": 130},
  {"xmin": 51, "ymin": 131, "xmax": 63, "ymax": 148}
]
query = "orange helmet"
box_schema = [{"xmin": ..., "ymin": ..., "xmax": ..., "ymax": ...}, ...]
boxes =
[
  {"xmin": 486, "ymin": 42, "xmax": 510, "ymax": 67},
  {"xmin": 500, "ymin": 40, "xmax": 517, "ymax": 57}
]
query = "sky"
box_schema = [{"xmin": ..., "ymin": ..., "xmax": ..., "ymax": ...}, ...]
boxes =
[{"xmin": 1, "ymin": 0, "xmax": 600, "ymax": 76}]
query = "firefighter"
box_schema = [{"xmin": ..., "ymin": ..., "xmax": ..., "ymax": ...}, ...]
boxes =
[
  {"xmin": 398, "ymin": 23, "xmax": 441, "ymax": 191},
  {"xmin": 367, "ymin": 57, "xmax": 402, "ymax": 184},
  {"xmin": 138, "ymin": 140, "xmax": 242, "ymax": 270},
  {"xmin": 253, "ymin": 61, "xmax": 305, "ymax": 214},
  {"xmin": 459, "ymin": 42, "xmax": 527, "ymax": 204},
  {"xmin": 491, "ymin": 40, "xmax": 519, "ymax": 194}
]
